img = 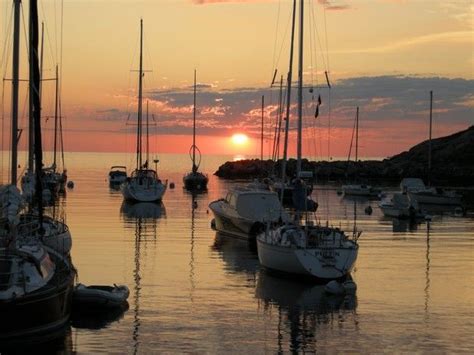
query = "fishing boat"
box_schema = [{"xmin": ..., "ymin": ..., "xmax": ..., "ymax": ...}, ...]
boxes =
[
  {"xmin": 257, "ymin": 0, "xmax": 358, "ymax": 281},
  {"xmin": 1, "ymin": 0, "xmax": 75, "ymax": 341},
  {"xmin": 109, "ymin": 166, "xmax": 128, "ymax": 186},
  {"xmin": 183, "ymin": 70, "xmax": 208, "ymax": 191},
  {"xmin": 121, "ymin": 20, "xmax": 167, "ymax": 202},
  {"xmin": 342, "ymin": 107, "xmax": 381, "ymax": 197},
  {"xmin": 209, "ymin": 186, "xmax": 290, "ymax": 241},
  {"xmin": 73, "ymin": 284, "xmax": 129, "ymax": 308}
]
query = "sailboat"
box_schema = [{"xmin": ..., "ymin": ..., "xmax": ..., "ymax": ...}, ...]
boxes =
[
  {"xmin": 121, "ymin": 19, "xmax": 167, "ymax": 203},
  {"xmin": 269, "ymin": 2, "xmax": 316, "ymax": 212},
  {"xmin": 1, "ymin": 0, "xmax": 75, "ymax": 341},
  {"xmin": 257, "ymin": 0, "xmax": 359, "ymax": 280},
  {"xmin": 342, "ymin": 107, "xmax": 381, "ymax": 197},
  {"xmin": 405, "ymin": 92, "xmax": 462, "ymax": 207},
  {"xmin": 183, "ymin": 70, "xmax": 208, "ymax": 191}
]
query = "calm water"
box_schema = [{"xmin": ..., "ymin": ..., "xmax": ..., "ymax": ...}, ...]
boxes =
[{"xmin": 2, "ymin": 152, "xmax": 474, "ymax": 353}]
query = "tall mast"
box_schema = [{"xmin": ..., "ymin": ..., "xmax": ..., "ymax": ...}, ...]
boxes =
[
  {"xmin": 53, "ymin": 65, "xmax": 59, "ymax": 169},
  {"xmin": 281, "ymin": 0, "xmax": 296, "ymax": 181},
  {"xmin": 10, "ymin": 0, "xmax": 21, "ymax": 185},
  {"xmin": 275, "ymin": 75, "xmax": 283, "ymax": 160},
  {"xmin": 31, "ymin": 0, "xmax": 44, "ymax": 228},
  {"xmin": 136, "ymin": 19, "xmax": 144, "ymax": 170},
  {"xmin": 355, "ymin": 106, "xmax": 359, "ymax": 162},
  {"xmin": 261, "ymin": 95, "xmax": 264, "ymax": 161},
  {"xmin": 192, "ymin": 69, "xmax": 196, "ymax": 169},
  {"xmin": 296, "ymin": 0, "xmax": 304, "ymax": 176},
  {"xmin": 146, "ymin": 100, "xmax": 149, "ymax": 165},
  {"xmin": 428, "ymin": 90, "xmax": 433, "ymax": 185}
]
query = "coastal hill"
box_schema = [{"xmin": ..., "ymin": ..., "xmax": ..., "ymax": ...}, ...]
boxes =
[{"xmin": 215, "ymin": 125, "xmax": 474, "ymax": 185}]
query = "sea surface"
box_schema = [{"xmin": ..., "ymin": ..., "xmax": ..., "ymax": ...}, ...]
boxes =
[{"xmin": 1, "ymin": 152, "xmax": 474, "ymax": 353}]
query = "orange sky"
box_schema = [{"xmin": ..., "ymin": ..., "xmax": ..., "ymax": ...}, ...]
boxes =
[{"xmin": 0, "ymin": 0, "xmax": 472, "ymax": 158}]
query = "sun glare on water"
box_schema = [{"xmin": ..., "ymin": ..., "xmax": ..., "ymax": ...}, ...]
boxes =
[{"xmin": 231, "ymin": 133, "xmax": 248, "ymax": 145}]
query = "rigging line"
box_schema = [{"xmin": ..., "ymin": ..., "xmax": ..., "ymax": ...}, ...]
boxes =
[
  {"xmin": 20, "ymin": 2, "xmax": 29, "ymax": 59},
  {"xmin": 1, "ymin": 80, "xmax": 5, "ymax": 184},
  {"xmin": 311, "ymin": 1, "xmax": 328, "ymax": 72},
  {"xmin": 0, "ymin": 4, "xmax": 14, "ymax": 73},
  {"xmin": 54, "ymin": 0, "xmax": 58, "ymax": 63},
  {"xmin": 308, "ymin": 0, "xmax": 314, "ymax": 88},
  {"xmin": 327, "ymin": 88, "xmax": 332, "ymax": 160},
  {"xmin": 274, "ymin": 6, "xmax": 293, "ymax": 81},
  {"xmin": 323, "ymin": 1, "xmax": 330, "ymax": 73},
  {"xmin": 271, "ymin": 0, "xmax": 281, "ymax": 81},
  {"xmin": 347, "ymin": 108, "xmax": 357, "ymax": 163},
  {"xmin": 310, "ymin": 0, "xmax": 318, "ymax": 87}
]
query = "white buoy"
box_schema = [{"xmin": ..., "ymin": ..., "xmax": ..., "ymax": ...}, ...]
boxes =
[
  {"xmin": 324, "ymin": 280, "xmax": 345, "ymax": 296},
  {"xmin": 67, "ymin": 181, "xmax": 74, "ymax": 189}
]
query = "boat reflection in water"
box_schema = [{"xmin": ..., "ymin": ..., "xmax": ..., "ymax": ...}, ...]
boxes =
[
  {"xmin": 212, "ymin": 232, "xmax": 259, "ymax": 283},
  {"xmin": 120, "ymin": 200, "xmax": 165, "ymax": 354},
  {"xmin": 255, "ymin": 271, "xmax": 358, "ymax": 353}
]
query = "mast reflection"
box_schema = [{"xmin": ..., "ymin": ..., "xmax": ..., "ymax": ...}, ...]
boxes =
[{"xmin": 121, "ymin": 201, "xmax": 165, "ymax": 355}]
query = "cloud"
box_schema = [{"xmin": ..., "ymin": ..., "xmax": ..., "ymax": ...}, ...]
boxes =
[
  {"xmin": 318, "ymin": 0, "xmax": 352, "ymax": 11},
  {"xmin": 91, "ymin": 75, "xmax": 473, "ymax": 141},
  {"xmin": 334, "ymin": 31, "xmax": 472, "ymax": 54}
]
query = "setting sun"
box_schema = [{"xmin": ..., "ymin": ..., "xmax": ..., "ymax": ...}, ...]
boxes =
[{"xmin": 231, "ymin": 133, "xmax": 249, "ymax": 145}]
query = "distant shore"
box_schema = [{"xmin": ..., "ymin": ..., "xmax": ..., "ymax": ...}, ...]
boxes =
[{"xmin": 214, "ymin": 126, "xmax": 474, "ymax": 187}]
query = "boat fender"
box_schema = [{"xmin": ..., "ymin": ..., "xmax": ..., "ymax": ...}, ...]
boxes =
[
  {"xmin": 324, "ymin": 280, "xmax": 345, "ymax": 296},
  {"xmin": 343, "ymin": 280, "xmax": 357, "ymax": 294}
]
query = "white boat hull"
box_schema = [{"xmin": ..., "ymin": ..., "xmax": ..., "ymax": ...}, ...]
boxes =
[
  {"xmin": 209, "ymin": 202, "xmax": 255, "ymax": 240},
  {"xmin": 121, "ymin": 180, "xmax": 167, "ymax": 202},
  {"xmin": 257, "ymin": 239, "xmax": 358, "ymax": 280}
]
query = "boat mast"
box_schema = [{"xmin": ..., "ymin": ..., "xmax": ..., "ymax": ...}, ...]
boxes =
[
  {"xmin": 261, "ymin": 95, "xmax": 264, "ymax": 160},
  {"xmin": 10, "ymin": 0, "xmax": 21, "ymax": 185},
  {"xmin": 146, "ymin": 100, "xmax": 149, "ymax": 165},
  {"xmin": 275, "ymin": 75, "xmax": 283, "ymax": 160},
  {"xmin": 428, "ymin": 90, "xmax": 433, "ymax": 185},
  {"xmin": 281, "ymin": 0, "xmax": 296, "ymax": 181},
  {"xmin": 53, "ymin": 65, "xmax": 59, "ymax": 169},
  {"xmin": 192, "ymin": 69, "xmax": 196, "ymax": 171},
  {"xmin": 355, "ymin": 106, "xmax": 359, "ymax": 162},
  {"xmin": 136, "ymin": 19, "xmax": 144, "ymax": 170},
  {"xmin": 296, "ymin": 0, "xmax": 304, "ymax": 176},
  {"xmin": 31, "ymin": 0, "xmax": 44, "ymax": 229}
]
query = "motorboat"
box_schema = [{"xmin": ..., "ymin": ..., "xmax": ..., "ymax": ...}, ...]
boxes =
[
  {"xmin": 402, "ymin": 178, "xmax": 462, "ymax": 206},
  {"xmin": 342, "ymin": 184, "xmax": 381, "ymax": 197},
  {"xmin": 378, "ymin": 193, "xmax": 420, "ymax": 218},
  {"xmin": 209, "ymin": 186, "xmax": 290, "ymax": 241},
  {"xmin": 256, "ymin": 223, "xmax": 359, "ymax": 280},
  {"xmin": 73, "ymin": 284, "xmax": 130, "ymax": 308},
  {"xmin": 109, "ymin": 166, "xmax": 127, "ymax": 186}
]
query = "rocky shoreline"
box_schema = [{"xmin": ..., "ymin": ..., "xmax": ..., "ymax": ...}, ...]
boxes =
[{"xmin": 215, "ymin": 126, "xmax": 474, "ymax": 186}]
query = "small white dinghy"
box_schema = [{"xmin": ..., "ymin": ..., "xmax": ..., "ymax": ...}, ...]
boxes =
[{"xmin": 73, "ymin": 284, "xmax": 130, "ymax": 308}]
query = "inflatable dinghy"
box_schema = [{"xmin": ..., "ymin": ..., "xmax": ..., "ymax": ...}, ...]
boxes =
[{"xmin": 73, "ymin": 283, "xmax": 130, "ymax": 308}]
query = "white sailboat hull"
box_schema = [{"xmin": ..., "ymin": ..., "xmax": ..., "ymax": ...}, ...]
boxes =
[
  {"xmin": 209, "ymin": 201, "xmax": 255, "ymax": 240},
  {"xmin": 257, "ymin": 239, "xmax": 358, "ymax": 280},
  {"xmin": 121, "ymin": 179, "xmax": 167, "ymax": 202}
]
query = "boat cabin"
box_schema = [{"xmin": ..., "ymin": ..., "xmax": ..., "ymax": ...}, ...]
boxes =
[{"xmin": 225, "ymin": 189, "xmax": 285, "ymax": 222}]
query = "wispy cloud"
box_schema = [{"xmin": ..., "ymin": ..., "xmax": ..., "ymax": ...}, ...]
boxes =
[{"xmin": 334, "ymin": 31, "xmax": 472, "ymax": 54}]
